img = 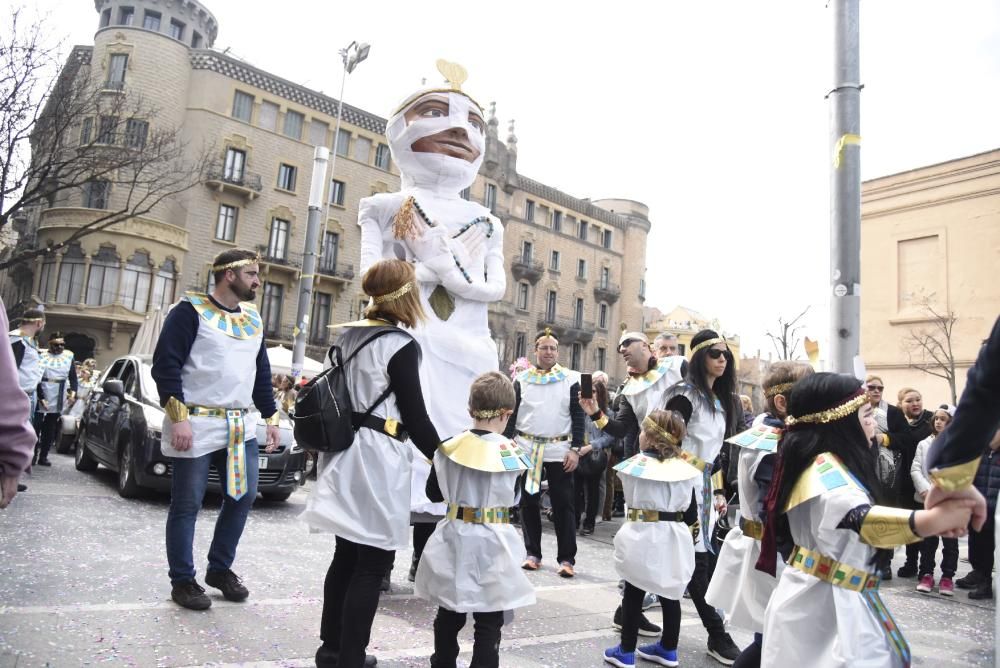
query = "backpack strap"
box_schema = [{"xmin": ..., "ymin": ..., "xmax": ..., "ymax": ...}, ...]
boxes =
[{"xmin": 331, "ymin": 326, "xmax": 412, "ymax": 435}]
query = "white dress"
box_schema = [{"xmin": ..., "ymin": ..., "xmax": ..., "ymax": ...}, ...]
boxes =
[
  {"xmin": 762, "ymin": 453, "xmax": 910, "ymax": 668},
  {"xmin": 612, "ymin": 453, "xmax": 701, "ymax": 599},
  {"xmin": 414, "ymin": 431, "xmax": 536, "ymax": 612},
  {"xmin": 705, "ymin": 422, "xmax": 783, "ymax": 633},
  {"xmin": 512, "ymin": 364, "xmax": 581, "ymax": 464},
  {"xmin": 299, "ymin": 328, "xmax": 415, "ymax": 551}
]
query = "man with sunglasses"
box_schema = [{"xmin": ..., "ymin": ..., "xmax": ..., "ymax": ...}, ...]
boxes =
[{"xmin": 35, "ymin": 332, "xmax": 77, "ymax": 466}]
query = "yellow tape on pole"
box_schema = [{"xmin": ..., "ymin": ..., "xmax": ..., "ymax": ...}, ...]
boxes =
[{"xmin": 833, "ymin": 134, "xmax": 861, "ymax": 169}]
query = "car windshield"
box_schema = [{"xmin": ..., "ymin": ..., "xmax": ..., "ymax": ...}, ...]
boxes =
[{"xmin": 140, "ymin": 362, "xmax": 159, "ymax": 403}]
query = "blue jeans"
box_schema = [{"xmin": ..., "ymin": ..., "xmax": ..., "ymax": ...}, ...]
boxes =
[{"xmin": 165, "ymin": 439, "xmax": 259, "ymax": 584}]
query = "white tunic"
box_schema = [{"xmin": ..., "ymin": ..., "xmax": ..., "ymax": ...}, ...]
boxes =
[
  {"xmin": 9, "ymin": 331, "xmax": 42, "ymax": 394},
  {"xmin": 513, "ymin": 365, "xmax": 580, "ymax": 463},
  {"xmin": 38, "ymin": 349, "xmax": 75, "ymax": 414},
  {"xmin": 763, "ymin": 455, "xmax": 907, "ymax": 668},
  {"xmin": 620, "ymin": 356, "xmax": 685, "ymax": 422},
  {"xmin": 415, "ymin": 432, "xmax": 535, "ymax": 612},
  {"xmin": 613, "ymin": 454, "xmax": 700, "ymax": 599},
  {"xmin": 300, "ymin": 330, "xmax": 415, "ymax": 551}
]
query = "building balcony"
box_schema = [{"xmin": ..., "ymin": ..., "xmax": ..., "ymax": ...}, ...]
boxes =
[
  {"xmin": 511, "ymin": 256, "xmax": 544, "ymax": 284},
  {"xmin": 316, "ymin": 260, "xmax": 355, "ymax": 284},
  {"xmin": 594, "ymin": 281, "xmax": 621, "ymax": 304},
  {"xmin": 536, "ymin": 315, "xmax": 596, "ymax": 344},
  {"xmin": 205, "ymin": 165, "xmax": 263, "ymax": 200},
  {"xmin": 256, "ymin": 246, "xmax": 301, "ymax": 273}
]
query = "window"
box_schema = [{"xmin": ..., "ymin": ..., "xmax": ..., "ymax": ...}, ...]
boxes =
[
  {"xmin": 578, "ymin": 219, "xmax": 588, "ymax": 241},
  {"xmin": 142, "ymin": 10, "xmax": 161, "ymax": 31},
  {"xmin": 215, "ymin": 204, "xmax": 238, "ymax": 241},
  {"xmin": 592, "ymin": 224, "xmax": 601, "ymax": 241},
  {"xmin": 898, "ymin": 235, "xmax": 940, "ymax": 310},
  {"xmin": 320, "ymin": 231, "xmax": 339, "ymax": 272},
  {"xmin": 357, "ymin": 299, "xmax": 368, "ymax": 319},
  {"xmin": 191, "ymin": 31, "xmax": 202, "ymax": 48},
  {"xmin": 525, "ymin": 199, "xmax": 535, "ymax": 224},
  {"xmin": 283, "ymin": 110, "xmax": 304, "ymax": 139},
  {"xmin": 119, "ymin": 361, "xmax": 137, "ymax": 397},
  {"xmin": 677, "ymin": 343, "xmax": 686, "ymax": 356},
  {"xmin": 545, "ymin": 290, "xmax": 557, "ymax": 321},
  {"xmin": 330, "ymin": 179, "xmax": 345, "ymax": 206},
  {"xmin": 118, "ymin": 7, "xmax": 134, "ymax": 25},
  {"xmin": 169, "ymin": 19, "xmax": 185, "ymax": 40},
  {"xmin": 603, "ymin": 229, "xmax": 613, "ymax": 249},
  {"xmin": 223, "ymin": 148, "xmax": 246, "ymax": 182},
  {"xmin": 261, "ymin": 283, "xmax": 283, "ymax": 337},
  {"xmin": 97, "ymin": 115, "xmax": 117, "ymax": 144},
  {"xmin": 232, "ymin": 91, "xmax": 253, "ymax": 122},
  {"xmin": 150, "ymin": 259, "xmax": 176, "ymax": 310},
  {"xmin": 549, "ymin": 250, "xmax": 560, "ymax": 271},
  {"xmin": 80, "ymin": 117, "xmax": 93, "ymax": 144},
  {"xmin": 460, "ymin": 187, "xmax": 471, "ymax": 201},
  {"xmin": 353, "ymin": 136, "xmax": 372, "ymax": 163},
  {"xmin": 100, "ymin": 9, "xmax": 111, "ymax": 27},
  {"xmin": 84, "ymin": 180, "xmax": 110, "ymax": 209},
  {"xmin": 552, "ymin": 210, "xmax": 562, "ymax": 232},
  {"xmin": 309, "ymin": 120, "xmax": 329, "ymax": 146},
  {"xmin": 601, "ymin": 266, "xmax": 611, "ymax": 288},
  {"xmin": 571, "ymin": 343, "xmax": 582, "ymax": 370},
  {"xmin": 521, "ymin": 241, "xmax": 533, "ymax": 262},
  {"xmin": 310, "ymin": 292, "xmax": 332, "ymax": 344},
  {"xmin": 120, "ymin": 251, "xmax": 152, "ymax": 312},
  {"xmin": 516, "ymin": 282, "xmax": 529, "ymax": 310},
  {"xmin": 55, "ymin": 244, "xmax": 86, "ymax": 304},
  {"xmin": 485, "ymin": 183, "xmax": 497, "ymax": 213},
  {"xmin": 596, "ymin": 347, "xmax": 606, "ymax": 371},
  {"xmin": 277, "ymin": 163, "xmax": 297, "ymax": 191},
  {"xmin": 124, "ymin": 119, "xmax": 147, "ymax": 148},
  {"xmin": 375, "ymin": 143, "xmax": 391, "ymax": 170},
  {"xmin": 515, "ymin": 332, "xmax": 526, "ymax": 359},
  {"xmin": 336, "ymin": 129, "xmax": 351, "ymax": 156},
  {"xmin": 577, "ymin": 259, "xmax": 586, "ymax": 279},
  {"xmin": 37, "ymin": 256, "xmax": 56, "ymax": 301},
  {"xmin": 639, "ymin": 278, "xmax": 646, "ymax": 299},
  {"xmin": 574, "ymin": 298, "xmax": 584, "ymax": 327},
  {"xmin": 267, "ymin": 218, "xmax": 290, "ymax": 260},
  {"xmin": 258, "ymin": 101, "xmax": 278, "ymax": 131},
  {"xmin": 599, "ymin": 303, "xmax": 608, "ymax": 329},
  {"xmin": 86, "ymin": 246, "xmax": 120, "ymax": 306}
]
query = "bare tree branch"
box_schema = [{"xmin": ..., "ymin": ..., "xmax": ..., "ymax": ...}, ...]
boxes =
[
  {"xmin": 902, "ymin": 294, "xmax": 959, "ymax": 404},
  {"xmin": 765, "ymin": 306, "xmax": 810, "ymax": 360}
]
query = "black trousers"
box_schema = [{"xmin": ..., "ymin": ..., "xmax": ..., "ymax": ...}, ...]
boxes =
[
  {"xmin": 431, "ymin": 607, "xmax": 503, "ymax": 668},
  {"xmin": 620, "ymin": 581, "xmax": 681, "ymax": 653},
  {"xmin": 319, "ymin": 536, "xmax": 396, "ymax": 668},
  {"xmin": 574, "ymin": 469, "xmax": 601, "ymax": 529},
  {"xmin": 918, "ymin": 535, "xmax": 959, "ymax": 578},
  {"xmin": 687, "ymin": 551, "xmax": 726, "ymax": 636},
  {"xmin": 520, "ymin": 462, "xmax": 577, "ymax": 564},
  {"xmin": 970, "ymin": 514, "xmax": 996, "ymax": 576},
  {"xmin": 34, "ymin": 413, "xmax": 60, "ymax": 462},
  {"xmin": 412, "ymin": 522, "xmax": 436, "ymax": 565}
]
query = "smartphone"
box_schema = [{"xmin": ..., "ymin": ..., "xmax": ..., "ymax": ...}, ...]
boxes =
[{"xmin": 580, "ymin": 373, "xmax": 593, "ymax": 399}]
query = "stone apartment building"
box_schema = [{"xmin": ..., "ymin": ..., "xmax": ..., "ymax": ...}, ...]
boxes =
[{"xmin": 6, "ymin": 0, "xmax": 650, "ymax": 382}]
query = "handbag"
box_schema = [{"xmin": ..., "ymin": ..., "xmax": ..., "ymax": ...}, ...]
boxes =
[{"xmin": 576, "ymin": 447, "xmax": 609, "ymax": 477}]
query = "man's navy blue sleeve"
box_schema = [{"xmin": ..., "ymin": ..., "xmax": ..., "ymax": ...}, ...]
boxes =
[
  {"xmin": 253, "ymin": 338, "xmax": 278, "ymax": 417},
  {"xmin": 151, "ymin": 302, "xmax": 199, "ymax": 407}
]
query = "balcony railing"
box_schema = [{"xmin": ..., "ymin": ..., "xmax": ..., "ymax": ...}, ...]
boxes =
[
  {"xmin": 205, "ymin": 164, "xmax": 263, "ymax": 199},
  {"xmin": 510, "ymin": 256, "xmax": 544, "ymax": 284},
  {"xmin": 536, "ymin": 315, "xmax": 596, "ymax": 344},
  {"xmin": 594, "ymin": 281, "xmax": 621, "ymax": 304},
  {"xmin": 317, "ymin": 260, "xmax": 355, "ymax": 282},
  {"xmin": 256, "ymin": 245, "xmax": 302, "ymax": 271}
]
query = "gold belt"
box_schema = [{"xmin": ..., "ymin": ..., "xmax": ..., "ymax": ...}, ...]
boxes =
[
  {"xmin": 788, "ymin": 545, "xmax": 879, "ymax": 593},
  {"xmin": 187, "ymin": 405, "xmax": 249, "ymax": 418},
  {"xmin": 740, "ymin": 518, "xmax": 764, "ymax": 540},
  {"xmin": 517, "ymin": 431, "xmax": 569, "ymax": 444},
  {"xmin": 626, "ymin": 508, "xmax": 685, "ymax": 523},
  {"xmin": 446, "ymin": 503, "xmax": 511, "ymax": 524},
  {"xmin": 679, "ymin": 449, "xmax": 709, "ymax": 472}
]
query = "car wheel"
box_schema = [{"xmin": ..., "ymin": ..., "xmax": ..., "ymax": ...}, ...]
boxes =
[
  {"xmin": 117, "ymin": 442, "xmax": 142, "ymax": 498},
  {"xmin": 74, "ymin": 427, "xmax": 98, "ymax": 472},
  {"xmin": 261, "ymin": 490, "xmax": 292, "ymax": 502},
  {"xmin": 56, "ymin": 430, "xmax": 75, "ymax": 455}
]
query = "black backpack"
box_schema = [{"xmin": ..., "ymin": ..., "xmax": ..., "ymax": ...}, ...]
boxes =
[{"xmin": 290, "ymin": 326, "xmax": 405, "ymax": 452}]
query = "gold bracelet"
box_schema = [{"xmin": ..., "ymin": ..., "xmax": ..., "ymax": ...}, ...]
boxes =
[
  {"xmin": 264, "ymin": 411, "xmax": 281, "ymax": 427},
  {"xmin": 164, "ymin": 396, "xmax": 189, "ymax": 423},
  {"xmin": 594, "ymin": 413, "xmax": 609, "ymax": 430},
  {"xmin": 860, "ymin": 505, "xmax": 920, "ymax": 548}
]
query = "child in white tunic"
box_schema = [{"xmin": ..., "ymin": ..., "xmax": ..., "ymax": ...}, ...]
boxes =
[
  {"xmin": 605, "ymin": 409, "xmax": 701, "ymax": 668},
  {"xmin": 759, "ymin": 373, "xmax": 975, "ymax": 668},
  {"xmin": 415, "ymin": 372, "xmax": 535, "ymax": 668}
]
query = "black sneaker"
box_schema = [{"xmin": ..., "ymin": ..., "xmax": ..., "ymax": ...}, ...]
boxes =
[
  {"xmin": 612, "ymin": 605, "xmax": 662, "ymax": 637},
  {"xmin": 880, "ymin": 567, "xmax": 893, "ymax": 582},
  {"xmin": 896, "ymin": 563, "xmax": 918, "ymax": 578},
  {"xmin": 380, "ymin": 571, "xmax": 392, "ymax": 593},
  {"xmin": 581, "ymin": 525, "xmax": 595, "ymax": 536},
  {"xmin": 408, "ymin": 558, "xmax": 418, "ymax": 583},
  {"xmin": 36, "ymin": 459, "xmax": 52, "ymax": 467},
  {"xmin": 969, "ymin": 583, "xmax": 994, "ymax": 600},
  {"xmin": 315, "ymin": 643, "xmax": 377, "ymax": 667},
  {"xmin": 171, "ymin": 580, "xmax": 211, "ymax": 610},
  {"xmin": 956, "ymin": 570, "xmax": 987, "ymax": 589},
  {"xmin": 707, "ymin": 632, "xmax": 741, "ymax": 665},
  {"xmin": 204, "ymin": 569, "xmax": 249, "ymax": 602}
]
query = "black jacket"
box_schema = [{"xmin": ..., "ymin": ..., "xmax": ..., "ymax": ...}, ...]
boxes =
[
  {"xmin": 973, "ymin": 448, "xmax": 1000, "ymax": 515},
  {"xmin": 887, "ymin": 408, "xmax": 933, "ymax": 507}
]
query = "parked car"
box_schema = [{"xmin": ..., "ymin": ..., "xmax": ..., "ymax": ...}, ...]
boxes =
[{"xmin": 74, "ymin": 355, "xmax": 306, "ymax": 501}]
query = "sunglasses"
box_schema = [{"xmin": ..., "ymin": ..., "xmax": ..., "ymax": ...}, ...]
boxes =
[
  {"xmin": 867, "ymin": 385, "xmax": 884, "ymax": 391},
  {"xmin": 705, "ymin": 348, "xmax": 729, "ymax": 360}
]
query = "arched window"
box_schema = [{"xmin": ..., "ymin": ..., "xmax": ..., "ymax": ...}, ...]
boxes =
[
  {"xmin": 150, "ymin": 258, "xmax": 177, "ymax": 310},
  {"xmin": 86, "ymin": 245, "xmax": 120, "ymax": 306},
  {"xmin": 55, "ymin": 243, "xmax": 86, "ymax": 304},
  {"xmin": 121, "ymin": 251, "xmax": 152, "ymax": 312}
]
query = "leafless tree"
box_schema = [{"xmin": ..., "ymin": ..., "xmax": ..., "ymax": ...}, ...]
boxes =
[
  {"xmin": 903, "ymin": 296, "xmax": 959, "ymax": 405},
  {"xmin": 765, "ymin": 306, "xmax": 810, "ymax": 360},
  {"xmin": 0, "ymin": 6, "xmax": 209, "ymax": 270}
]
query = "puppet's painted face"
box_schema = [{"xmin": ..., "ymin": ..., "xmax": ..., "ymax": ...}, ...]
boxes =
[{"xmin": 404, "ymin": 97, "xmax": 485, "ymax": 163}]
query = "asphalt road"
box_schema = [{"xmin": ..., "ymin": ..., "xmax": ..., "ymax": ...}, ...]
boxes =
[{"xmin": 0, "ymin": 454, "xmax": 993, "ymax": 667}]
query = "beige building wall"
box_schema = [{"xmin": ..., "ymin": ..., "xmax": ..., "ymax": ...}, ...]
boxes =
[{"xmin": 861, "ymin": 148, "xmax": 1000, "ymax": 405}]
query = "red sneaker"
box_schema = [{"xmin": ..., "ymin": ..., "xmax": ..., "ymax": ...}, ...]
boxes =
[
  {"xmin": 916, "ymin": 574, "xmax": 934, "ymax": 593},
  {"xmin": 939, "ymin": 577, "xmax": 955, "ymax": 596}
]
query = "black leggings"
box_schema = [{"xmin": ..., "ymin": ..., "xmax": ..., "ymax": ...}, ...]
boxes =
[
  {"xmin": 319, "ymin": 536, "xmax": 396, "ymax": 668},
  {"xmin": 687, "ymin": 551, "xmax": 726, "ymax": 635},
  {"xmin": 431, "ymin": 607, "xmax": 503, "ymax": 668},
  {"xmin": 620, "ymin": 582, "xmax": 681, "ymax": 653},
  {"xmin": 413, "ymin": 522, "xmax": 436, "ymax": 564},
  {"xmin": 575, "ymin": 470, "xmax": 601, "ymax": 528}
]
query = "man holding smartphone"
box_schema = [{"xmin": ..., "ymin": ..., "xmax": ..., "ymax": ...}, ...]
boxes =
[{"xmin": 505, "ymin": 329, "xmax": 585, "ymax": 578}]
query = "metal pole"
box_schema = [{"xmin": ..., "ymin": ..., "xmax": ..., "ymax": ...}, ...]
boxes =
[{"xmin": 828, "ymin": 0, "xmax": 862, "ymax": 374}]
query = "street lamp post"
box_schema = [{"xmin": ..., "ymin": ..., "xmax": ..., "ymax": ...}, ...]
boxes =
[{"xmin": 290, "ymin": 41, "xmax": 370, "ymax": 379}]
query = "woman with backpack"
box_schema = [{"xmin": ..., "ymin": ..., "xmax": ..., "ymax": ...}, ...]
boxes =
[{"xmin": 300, "ymin": 259, "xmax": 442, "ymax": 668}]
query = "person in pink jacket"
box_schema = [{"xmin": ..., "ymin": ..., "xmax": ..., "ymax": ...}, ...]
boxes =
[{"xmin": 1, "ymin": 297, "xmax": 39, "ymax": 508}]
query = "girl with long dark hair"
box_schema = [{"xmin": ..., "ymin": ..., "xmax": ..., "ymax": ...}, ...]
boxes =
[{"xmin": 760, "ymin": 373, "xmax": 973, "ymax": 667}]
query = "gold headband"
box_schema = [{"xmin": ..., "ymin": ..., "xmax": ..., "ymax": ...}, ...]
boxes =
[
  {"xmin": 765, "ymin": 382, "xmax": 795, "ymax": 398},
  {"xmin": 212, "ymin": 255, "xmax": 260, "ymax": 272},
  {"xmin": 372, "ymin": 281, "xmax": 414, "ymax": 305},
  {"xmin": 786, "ymin": 391, "xmax": 868, "ymax": 427},
  {"xmin": 690, "ymin": 337, "xmax": 727, "ymax": 356},
  {"xmin": 471, "ymin": 408, "xmax": 508, "ymax": 419},
  {"xmin": 642, "ymin": 416, "xmax": 680, "ymax": 445},
  {"xmin": 20, "ymin": 317, "xmax": 43, "ymax": 323}
]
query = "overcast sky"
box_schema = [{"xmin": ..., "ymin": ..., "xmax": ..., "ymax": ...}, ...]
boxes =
[{"xmin": 35, "ymin": 0, "xmax": 1000, "ymax": 359}]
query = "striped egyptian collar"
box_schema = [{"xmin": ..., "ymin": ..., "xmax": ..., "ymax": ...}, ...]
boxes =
[
  {"xmin": 621, "ymin": 356, "xmax": 680, "ymax": 396},
  {"xmin": 519, "ymin": 363, "xmax": 568, "ymax": 385},
  {"xmin": 185, "ymin": 292, "xmax": 262, "ymax": 340}
]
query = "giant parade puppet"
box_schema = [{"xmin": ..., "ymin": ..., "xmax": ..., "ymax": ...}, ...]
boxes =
[{"xmin": 357, "ymin": 61, "xmax": 506, "ymax": 525}]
